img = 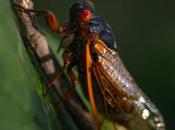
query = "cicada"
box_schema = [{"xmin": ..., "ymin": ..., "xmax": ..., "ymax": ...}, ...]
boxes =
[{"xmin": 15, "ymin": 0, "xmax": 166, "ymax": 130}]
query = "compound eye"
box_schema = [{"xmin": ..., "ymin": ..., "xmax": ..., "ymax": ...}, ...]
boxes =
[{"xmin": 80, "ymin": 9, "xmax": 92, "ymax": 22}]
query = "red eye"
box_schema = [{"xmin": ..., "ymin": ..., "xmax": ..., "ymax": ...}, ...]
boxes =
[{"xmin": 80, "ymin": 10, "xmax": 92, "ymax": 22}]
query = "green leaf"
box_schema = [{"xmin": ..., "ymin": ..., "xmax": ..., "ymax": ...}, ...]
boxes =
[{"xmin": 0, "ymin": 1, "xmax": 60, "ymax": 130}]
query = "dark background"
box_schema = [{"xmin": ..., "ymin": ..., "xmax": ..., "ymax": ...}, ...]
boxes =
[{"xmin": 33, "ymin": 0, "xmax": 175, "ymax": 130}]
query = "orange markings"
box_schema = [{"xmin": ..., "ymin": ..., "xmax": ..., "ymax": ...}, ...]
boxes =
[
  {"xmin": 46, "ymin": 11, "xmax": 60, "ymax": 32},
  {"xmin": 85, "ymin": 41, "xmax": 101, "ymax": 129}
]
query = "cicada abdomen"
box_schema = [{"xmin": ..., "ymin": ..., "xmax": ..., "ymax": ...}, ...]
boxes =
[{"xmin": 91, "ymin": 41, "xmax": 165, "ymax": 130}]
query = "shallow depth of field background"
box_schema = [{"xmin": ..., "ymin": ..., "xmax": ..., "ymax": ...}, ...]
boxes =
[{"xmin": 0, "ymin": 0, "xmax": 175, "ymax": 130}]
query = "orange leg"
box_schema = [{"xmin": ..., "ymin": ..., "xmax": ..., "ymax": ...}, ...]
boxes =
[
  {"xmin": 67, "ymin": 67, "xmax": 78, "ymax": 86},
  {"xmin": 47, "ymin": 50, "xmax": 72, "ymax": 85},
  {"xmin": 46, "ymin": 48, "xmax": 79, "ymax": 92},
  {"xmin": 54, "ymin": 67, "xmax": 78, "ymax": 108},
  {"xmin": 42, "ymin": 50, "xmax": 73, "ymax": 96},
  {"xmin": 14, "ymin": 4, "xmax": 66, "ymax": 33}
]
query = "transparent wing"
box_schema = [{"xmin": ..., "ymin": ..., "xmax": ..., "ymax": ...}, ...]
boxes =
[{"xmin": 91, "ymin": 40, "xmax": 165, "ymax": 130}]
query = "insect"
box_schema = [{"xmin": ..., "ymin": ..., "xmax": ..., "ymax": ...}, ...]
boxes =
[{"xmin": 15, "ymin": 0, "xmax": 165, "ymax": 130}]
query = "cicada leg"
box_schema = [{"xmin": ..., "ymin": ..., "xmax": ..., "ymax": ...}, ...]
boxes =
[
  {"xmin": 50, "ymin": 48, "xmax": 79, "ymax": 106},
  {"xmin": 44, "ymin": 50, "xmax": 73, "ymax": 92},
  {"xmin": 53, "ymin": 67, "xmax": 78, "ymax": 108},
  {"xmin": 13, "ymin": 3, "xmax": 67, "ymax": 33},
  {"xmin": 67, "ymin": 67, "xmax": 78, "ymax": 86}
]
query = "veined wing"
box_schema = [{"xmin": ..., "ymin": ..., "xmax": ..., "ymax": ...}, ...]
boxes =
[{"xmin": 92, "ymin": 40, "xmax": 165, "ymax": 130}]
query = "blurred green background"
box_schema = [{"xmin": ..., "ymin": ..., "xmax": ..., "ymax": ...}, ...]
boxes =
[{"xmin": 0, "ymin": 0, "xmax": 175, "ymax": 130}]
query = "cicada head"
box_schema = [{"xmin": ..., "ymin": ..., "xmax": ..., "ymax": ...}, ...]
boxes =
[{"xmin": 69, "ymin": 0, "xmax": 95, "ymax": 29}]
